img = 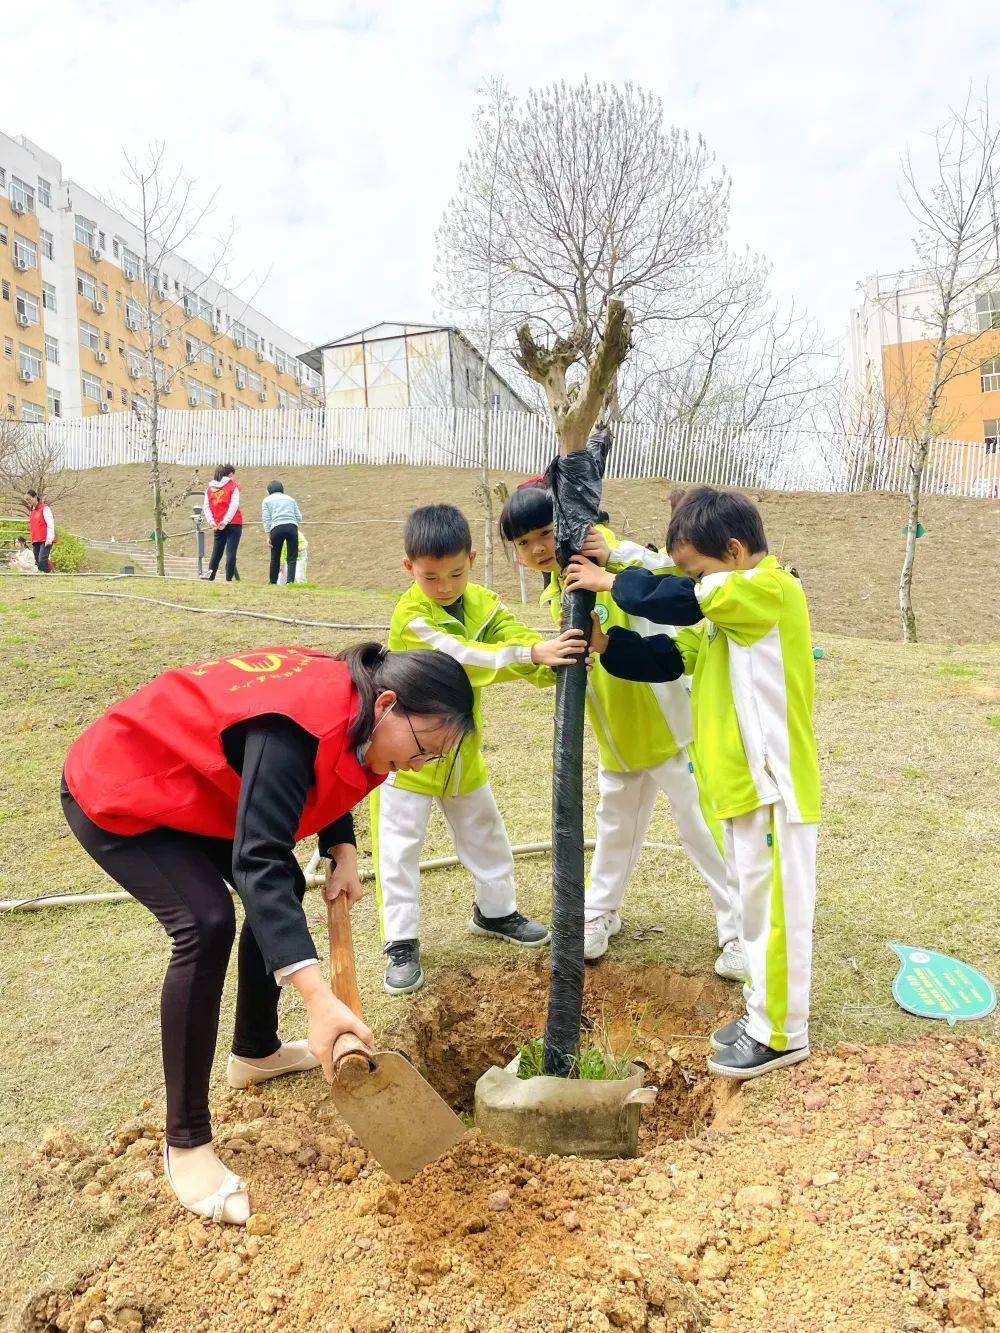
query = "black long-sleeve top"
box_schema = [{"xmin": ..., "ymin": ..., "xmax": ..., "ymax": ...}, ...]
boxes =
[
  {"xmin": 602, "ymin": 626, "xmax": 686, "ymax": 684},
  {"xmin": 222, "ymin": 714, "xmax": 357, "ymax": 975},
  {"xmin": 610, "ymin": 566, "xmax": 703, "ymax": 626}
]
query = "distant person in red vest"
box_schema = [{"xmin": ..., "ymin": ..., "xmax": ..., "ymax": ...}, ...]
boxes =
[
  {"xmin": 203, "ymin": 464, "xmax": 243, "ymax": 582},
  {"xmin": 62, "ymin": 642, "xmax": 474, "ymax": 1226},
  {"xmin": 26, "ymin": 489, "xmax": 55, "ymax": 572}
]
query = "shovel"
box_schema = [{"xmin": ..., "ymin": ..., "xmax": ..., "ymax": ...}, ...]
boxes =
[{"xmin": 325, "ymin": 875, "xmax": 466, "ymax": 1181}]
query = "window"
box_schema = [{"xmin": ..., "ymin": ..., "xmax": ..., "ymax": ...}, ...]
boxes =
[
  {"xmin": 13, "ymin": 234, "xmax": 37, "ymax": 269},
  {"xmin": 75, "ymin": 216, "xmax": 97, "ymax": 247},
  {"xmin": 981, "ymin": 358, "xmax": 1000, "ymax": 393},
  {"xmin": 39, "ymin": 228, "xmax": 54, "ymax": 260},
  {"xmin": 121, "ymin": 246, "xmax": 140, "ymax": 280},
  {"xmin": 0, "ymin": 167, "xmax": 5, "ymax": 188},
  {"xmin": 986, "ymin": 420, "xmax": 1000, "ymax": 454},
  {"xmin": 278, "ymin": 387, "xmax": 289, "ymax": 409},
  {"xmin": 37, "ymin": 178, "xmax": 52, "ymax": 209},
  {"xmin": 187, "ymin": 379, "xmax": 219, "ymax": 408},
  {"xmin": 127, "ymin": 347, "xmax": 146, "ymax": 378},
  {"xmin": 19, "ymin": 345, "xmax": 43, "ymax": 379},
  {"xmin": 47, "ymin": 387, "xmax": 62, "ymax": 418},
  {"xmin": 248, "ymin": 369, "xmax": 262, "ymax": 393},
  {"xmin": 79, "ymin": 321, "xmax": 100, "ymax": 352},
  {"xmin": 183, "ymin": 289, "xmax": 214, "ymax": 323},
  {"xmin": 77, "ymin": 270, "xmax": 98, "ymax": 302},
  {"xmin": 1, "ymin": 279, "xmax": 8, "ymax": 301},
  {"xmin": 131, "ymin": 394, "xmax": 148, "ymax": 414},
  {"xmin": 82, "ymin": 372, "xmax": 103, "ymax": 402},
  {"xmin": 232, "ymin": 321, "xmax": 257, "ymax": 353},
  {"xmin": 120, "ymin": 388, "xmax": 128, "ymax": 406},
  {"xmin": 0, "ymin": 223, "xmax": 7, "ymax": 245},
  {"xmin": 975, "ymin": 293, "xmax": 1000, "ymax": 331},
  {"xmin": 235, "ymin": 364, "xmax": 248, "ymax": 389},
  {"xmin": 15, "ymin": 289, "xmax": 40, "ymax": 324},
  {"xmin": 42, "ymin": 282, "xmax": 57, "ymax": 313},
  {"xmin": 125, "ymin": 298, "xmax": 143, "ymax": 331},
  {"xmin": 44, "ymin": 334, "xmax": 59, "ymax": 364},
  {"xmin": 3, "ymin": 337, "xmax": 11, "ymax": 356},
  {"xmin": 10, "ymin": 176, "xmax": 35, "ymax": 212},
  {"xmin": 21, "ymin": 400, "xmax": 44, "ymax": 423}
]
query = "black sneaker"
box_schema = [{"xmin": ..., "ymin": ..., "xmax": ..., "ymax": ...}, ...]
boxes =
[
  {"xmin": 383, "ymin": 939, "xmax": 424, "ymax": 995},
  {"xmin": 708, "ymin": 1014, "xmax": 749, "ymax": 1052},
  {"xmin": 707, "ymin": 1032, "xmax": 809, "ymax": 1080},
  {"xmin": 468, "ymin": 906, "xmax": 550, "ymax": 947}
]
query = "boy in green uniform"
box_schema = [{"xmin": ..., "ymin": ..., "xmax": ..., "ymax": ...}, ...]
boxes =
[
  {"xmin": 570, "ymin": 486, "xmax": 820, "ymax": 1080},
  {"xmin": 499, "ymin": 482, "xmax": 741, "ymax": 977},
  {"xmin": 373, "ymin": 504, "xmax": 586, "ymax": 994}
]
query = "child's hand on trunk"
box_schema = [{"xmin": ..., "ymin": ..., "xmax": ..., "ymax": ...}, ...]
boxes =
[
  {"xmin": 531, "ymin": 628, "xmax": 588, "ymax": 668},
  {"xmin": 563, "ymin": 555, "xmax": 614, "ymax": 594},
  {"xmin": 589, "ymin": 609, "xmax": 609, "ymax": 656},
  {"xmin": 580, "ymin": 527, "xmax": 612, "ymax": 566}
]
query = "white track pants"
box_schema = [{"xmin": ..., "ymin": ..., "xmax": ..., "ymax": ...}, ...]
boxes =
[
  {"xmin": 372, "ymin": 778, "xmax": 517, "ymax": 943},
  {"xmin": 725, "ymin": 801, "xmax": 818, "ymax": 1052},
  {"xmin": 585, "ymin": 749, "xmax": 739, "ymax": 946}
]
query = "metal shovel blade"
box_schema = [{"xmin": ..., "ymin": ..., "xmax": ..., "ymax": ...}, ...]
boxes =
[{"xmin": 329, "ymin": 1049, "xmax": 466, "ymax": 1182}]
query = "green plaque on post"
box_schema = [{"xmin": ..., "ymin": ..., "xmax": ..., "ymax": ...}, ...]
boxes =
[{"xmin": 890, "ymin": 943, "xmax": 996, "ymax": 1024}]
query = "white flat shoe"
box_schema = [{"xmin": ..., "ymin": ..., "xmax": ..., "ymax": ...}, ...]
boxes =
[
  {"xmin": 163, "ymin": 1146, "xmax": 250, "ymax": 1226},
  {"xmin": 226, "ymin": 1038, "xmax": 320, "ymax": 1089}
]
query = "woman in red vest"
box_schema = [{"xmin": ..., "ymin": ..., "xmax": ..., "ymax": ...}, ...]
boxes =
[
  {"xmin": 26, "ymin": 488, "xmax": 55, "ymax": 572},
  {"xmin": 203, "ymin": 463, "xmax": 243, "ymax": 582},
  {"xmin": 62, "ymin": 642, "xmax": 474, "ymax": 1225}
]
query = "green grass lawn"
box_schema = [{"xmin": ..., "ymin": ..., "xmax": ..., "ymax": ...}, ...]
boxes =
[{"xmin": 1, "ymin": 574, "xmax": 997, "ymax": 1319}]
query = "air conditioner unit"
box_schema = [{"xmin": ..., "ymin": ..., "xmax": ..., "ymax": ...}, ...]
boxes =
[
  {"xmin": 14, "ymin": 257, "xmax": 29, "ymax": 271},
  {"xmin": 123, "ymin": 266, "xmax": 137, "ymax": 282},
  {"xmin": 17, "ymin": 313, "xmax": 30, "ymax": 327},
  {"xmin": 212, "ymin": 318, "xmax": 223, "ymax": 334},
  {"xmin": 159, "ymin": 334, "xmax": 170, "ymax": 348},
  {"xmin": 213, "ymin": 364, "xmax": 223, "ymax": 378},
  {"xmin": 129, "ymin": 367, "xmax": 141, "ymax": 380},
  {"xmin": 258, "ymin": 390, "xmax": 267, "ymax": 402},
  {"xmin": 233, "ymin": 336, "xmax": 244, "ymax": 348},
  {"xmin": 255, "ymin": 349, "xmax": 265, "ymax": 363},
  {"xmin": 89, "ymin": 245, "xmax": 102, "ymax": 262},
  {"xmin": 19, "ymin": 370, "xmax": 34, "ymax": 384},
  {"xmin": 96, "ymin": 350, "xmax": 109, "ymax": 364},
  {"xmin": 12, "ymin": 200, "xmax": 25, "ymax": 215},
  {"xmin": 188, "ymin": 391, "xmax": 199, "ymax": 406},
  {"xmin": 93, "ymin": 300, "xmax": 106, "ymax": 314},
  {"xmin": 99, "ymin": 402, "xmax": 110, "ymax": 414},
  {"xmin": 126, "ymin": 315, "xmax": 140, "ymax": 331}
]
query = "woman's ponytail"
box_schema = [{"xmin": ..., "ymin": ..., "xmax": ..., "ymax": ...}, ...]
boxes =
[{"xmin": 336, "ymin": 643, "xmax": 474, "ymax": 750}]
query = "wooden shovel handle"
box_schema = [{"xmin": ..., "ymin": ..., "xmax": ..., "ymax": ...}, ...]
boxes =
[{"xmin": 326, "ymin": 870, "xmax": 375, "ymax": 1080}]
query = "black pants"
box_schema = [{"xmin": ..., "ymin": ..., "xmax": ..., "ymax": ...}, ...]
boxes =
[
  {"xmin": 207, "ymin": 524, "xmax": 242, "ymax": 581},
  {"xmin": 61, "ymin": 781, "xmax": 303, "ymax": 1147},
  {"xmin": 33, "ymin": 541, "xmax": 51, "ymax": 572},
  {"xmin": 268, "ymin": 523, "xmax": 299, "ymax": 585}
]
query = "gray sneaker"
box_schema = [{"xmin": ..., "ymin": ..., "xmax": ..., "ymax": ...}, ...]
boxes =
[
  {"xmin": 708, "ymin": 1014, "xmax": 749, "ymax": 1052},
  {"xmin": 383, "ymin": 939, "xmax": 424, "ymax": 995},
  {"xmin": 468, "ymin": 906, "xmax": 550, "ymax": 947},
  {"xmin": 708, "ymin": 1032, "xmax": 809, "ymax": 1080}
]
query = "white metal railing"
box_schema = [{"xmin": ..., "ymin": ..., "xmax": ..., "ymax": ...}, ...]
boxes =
[{"xmin": 27, "ymin": 407, "xmax": 1000, "ymax": 498}]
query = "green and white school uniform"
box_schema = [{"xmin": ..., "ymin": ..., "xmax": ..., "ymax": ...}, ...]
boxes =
[
  {"xmin": 371, "ymin": 581, "xmax": 552, "ymax": 943},
  {"xmin": 546, "ymin": 528, "xmax": 735, "ymax": 944},
  {"xmin": 675, "ymin": 557, "xmax": 820, "ymax": 1052}
]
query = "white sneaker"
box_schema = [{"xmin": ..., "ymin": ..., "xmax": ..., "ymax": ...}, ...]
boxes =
[
  {"xmin": 714, "ymin": 939, "xmax": 747, "ymax": 982},
  {"xmin": 584, "ymin": 911, "xmax": 621, "ymax": 961},
  {"xmin": 226, "ymin": 1039, "xmax": 320, "ymax": 1089}
]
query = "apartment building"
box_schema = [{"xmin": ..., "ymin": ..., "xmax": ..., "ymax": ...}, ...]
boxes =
[
  {"xmin": 0, "ymin": 130, "xmax": 321, "ymax": 422},
  {"xmin": 850, "ymin": 270, "xmax": 1000, "ymax": 462}
]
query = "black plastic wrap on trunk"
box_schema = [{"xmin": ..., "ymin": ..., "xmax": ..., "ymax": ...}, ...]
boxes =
[{"xmin": 542, "ymin": 429, "xmax": 611, "ymax": 1076}]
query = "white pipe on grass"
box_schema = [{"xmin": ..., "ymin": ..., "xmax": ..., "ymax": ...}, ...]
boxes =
[{"xmin": 0, "ymin": 839, "xmax": 680, "ymax": 912}]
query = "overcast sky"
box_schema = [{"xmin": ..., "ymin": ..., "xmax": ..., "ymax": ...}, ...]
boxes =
[{"xmin": 6, "ymin": 1, "xmax": 999, "ymax": 353}]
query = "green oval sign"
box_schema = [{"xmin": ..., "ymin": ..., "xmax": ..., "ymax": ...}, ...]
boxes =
[{"xmin": 890, "ymin": 943, "xmax": 996, "ymax": 1024}]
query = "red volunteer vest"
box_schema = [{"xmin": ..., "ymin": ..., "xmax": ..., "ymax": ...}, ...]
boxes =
[
  {"xmin": 206, "ymin": 478, "xmax": 243, "ymax": 526},
  {"xmin": 28, "ymin": 503, "xmax": 49, "ymax": 542},
  {"xmin": 64, "ymin": 647, "xmax": 383, "ymax": 839}
]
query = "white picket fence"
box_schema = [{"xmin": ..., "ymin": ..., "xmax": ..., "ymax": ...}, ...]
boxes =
[{"xmin": 41, "ymin": 407, "xmax": 1000, "ymax": 497}]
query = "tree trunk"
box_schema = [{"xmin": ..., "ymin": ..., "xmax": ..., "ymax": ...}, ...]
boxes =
[
  {"xmin": 542, "ymin": 431, "xmax": 610, "ymax": 1076},
  {"xmin": 898, "ymin": 435, "xmax": 929, "ymax": 642}
]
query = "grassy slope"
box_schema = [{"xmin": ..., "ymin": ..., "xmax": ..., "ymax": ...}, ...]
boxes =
[
  {"xmin": 54, "ymin": 463, "xmax": 1000, "ymax": 643},
  {"xmin": 1, "ymin": 577, "xmax": 998, "ymax": 1317}
]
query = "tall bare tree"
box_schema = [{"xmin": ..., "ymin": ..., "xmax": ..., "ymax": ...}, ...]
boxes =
[
  {"xmin": 892, "ymin": 90, "xmax": 1000, "ymax": 640},
  {"xmin": 110, "ymin": 145, "xmax": 263, "ymax": 575},
  {"xmin": 440, "ymin": 80, "xmax": 732, "ymax": 1073}
]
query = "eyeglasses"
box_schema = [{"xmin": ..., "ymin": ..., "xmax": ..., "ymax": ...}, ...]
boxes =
[{"xmin": 403, "ymin": 711, "xmax": 448, "ymax": 765}]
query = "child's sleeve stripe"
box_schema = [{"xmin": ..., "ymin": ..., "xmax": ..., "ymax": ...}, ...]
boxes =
[{"xmin": 408, "ymin": 617, "xmax": 532, "ymax": 668}]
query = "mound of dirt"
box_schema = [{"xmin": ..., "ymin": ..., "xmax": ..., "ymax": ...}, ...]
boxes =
[{"xmin": 19, "ymin": 966, "xmax": 1000, "ymax": 1332}]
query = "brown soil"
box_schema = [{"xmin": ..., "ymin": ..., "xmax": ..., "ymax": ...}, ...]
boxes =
[
  {"xmin": 56, "ymin": 465, "xmax": 1000, "ymax": 643},
  {"xmin": 18, "ymin": 964, "xmax": 1000, "ymax": 1333}
]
